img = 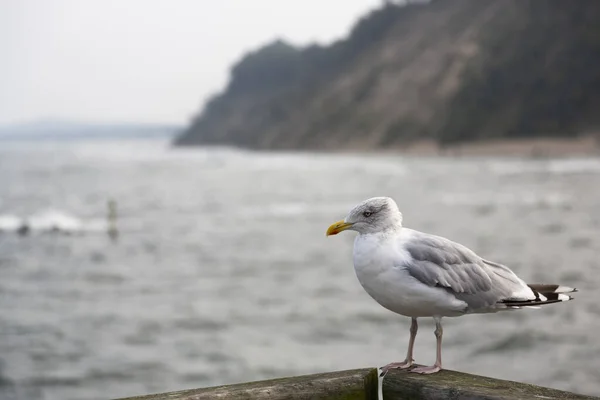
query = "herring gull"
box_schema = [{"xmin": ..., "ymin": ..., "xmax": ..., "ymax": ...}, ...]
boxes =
[{"xmin": 326, "ymin": 197, "xmax": 577, "ymax": 375}]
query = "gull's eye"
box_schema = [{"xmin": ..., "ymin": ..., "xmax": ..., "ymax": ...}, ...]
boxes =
[{"xmin": 363, "ymin": 211, "xmax": 372, "ymax": 218}]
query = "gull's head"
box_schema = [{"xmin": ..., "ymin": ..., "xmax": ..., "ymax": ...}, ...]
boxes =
[{"xmin": 326, "ymin": 197, "xmax": 402, "ymax": 236}]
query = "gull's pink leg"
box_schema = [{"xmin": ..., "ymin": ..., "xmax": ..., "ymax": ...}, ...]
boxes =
[
  {"xmin": 411, "ymin": 316, "xmax": 442, "ymax": 374},
  {"xmin": 380, "ymin": 318, "xmax": 418, "ymax": 376}
]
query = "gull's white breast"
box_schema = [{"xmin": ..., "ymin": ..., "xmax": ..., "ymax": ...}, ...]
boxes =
[{"xmin": 352, "ymin": 230, "xmax": 468, "ymax": 318}]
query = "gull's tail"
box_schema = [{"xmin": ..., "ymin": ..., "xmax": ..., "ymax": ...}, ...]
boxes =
[{"xmin": 501, "ymin": 284, "xmax": 577, "ymax": 308}]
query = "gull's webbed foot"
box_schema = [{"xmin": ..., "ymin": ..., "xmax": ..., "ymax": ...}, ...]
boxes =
[
  {"xmin": 409, "ymin": 364, "xmax": 441, "ymax": 374},
  {"xmin": 379, "ymin": 359, "xmax": 413, "ymax": 376}
]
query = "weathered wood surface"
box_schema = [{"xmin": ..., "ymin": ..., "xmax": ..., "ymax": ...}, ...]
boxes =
[
  {"xmin": 381, "ymin": 367, "xmax": 598, "ymax": 400},
  {"xmin": 116, "ymin": 368, "xmax": 372, "ymax": 400},
  {"xmin": 115, "ymin": 366, "xmax": 599, "ymax": 400}
]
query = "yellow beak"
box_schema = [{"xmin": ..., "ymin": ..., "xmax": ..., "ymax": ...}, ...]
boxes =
[{"xmin": 326, "ymin": 220, "xmax": 353, "ymax": 236}]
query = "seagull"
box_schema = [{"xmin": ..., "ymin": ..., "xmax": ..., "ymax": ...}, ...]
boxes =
[{"xmin": 326, "ymin": 197, "xmax": 577, "ymax": 375}]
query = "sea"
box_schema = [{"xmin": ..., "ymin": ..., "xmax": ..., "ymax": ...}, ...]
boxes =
[{"xmin": 0, "ymin": 138, "xmax": 599, "ymax": 399}]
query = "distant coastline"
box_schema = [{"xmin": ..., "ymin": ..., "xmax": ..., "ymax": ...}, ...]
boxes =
[
  {"xmin": 338, "ymin": 135, "xmax": 600, "ymax": 158},
  {"xmin": 0, "ymin": 119, "xmax": 181, "ymax": 141},
  {"xmin": 174, "ymin": 135, "xmax": 600, "ymax": 159}
]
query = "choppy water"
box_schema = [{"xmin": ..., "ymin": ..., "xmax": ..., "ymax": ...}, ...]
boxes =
[{"xmin": 1, "ymin": 139, "xmax": 599, "ymax": 400}]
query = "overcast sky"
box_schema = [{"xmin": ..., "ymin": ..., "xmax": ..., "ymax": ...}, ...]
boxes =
[{"xmin": 0, "ymin": 0, "xmax": 382, "ymax": 125}]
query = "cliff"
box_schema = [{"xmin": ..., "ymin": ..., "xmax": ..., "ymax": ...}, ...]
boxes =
[{"xmin": 174, "ymin": 0, "xmax": 600, "ymax": 150}]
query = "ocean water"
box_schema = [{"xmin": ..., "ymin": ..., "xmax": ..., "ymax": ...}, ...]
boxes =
[{"xmin": 0, "ymin": 139, "xmax": 599, "ymax": 400}]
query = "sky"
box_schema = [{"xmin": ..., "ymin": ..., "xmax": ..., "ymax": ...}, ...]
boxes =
[{"xmin": 0, "ymin": 0, "xmax": 382, "ymax": 126}]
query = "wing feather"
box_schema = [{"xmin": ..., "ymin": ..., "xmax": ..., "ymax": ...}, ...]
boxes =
[{"xmin": 401, "ymin": 231, "xmax": 533, "ymax": 310}]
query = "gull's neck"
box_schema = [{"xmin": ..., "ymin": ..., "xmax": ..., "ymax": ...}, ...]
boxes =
[
  {"xmin": 359, "ymin": 222, "xmax": 403, "ymax": 239},
  {"xmin": 381, "ymin": 212, "xmax": 403, "ymax": 236},
  {"xmin": 382, "ymin": 223, "xmax": 403, "ymax": 237}
]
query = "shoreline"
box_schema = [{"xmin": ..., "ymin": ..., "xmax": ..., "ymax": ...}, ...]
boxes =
[
  {"xmin": 391, "ymin": 136, "xmax": 600, "ymax": 158},
  {"xmin": 172, "ymin": 136, "xmax": 600, "ymax": 158}
]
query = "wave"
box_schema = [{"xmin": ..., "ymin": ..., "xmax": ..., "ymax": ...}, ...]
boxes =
[
  {"xmin": 487, "ymin": 158, "xmax": 600, "ymax": 176},
  {"xmin": 0, "ymin": 210, "xmax": 109, "ymax": 234},
  {"xmin": 440, "ymin": 192, "xmax": 570, "ymax": 207},
  {"xmin": 238, "ymin": 201, "xmax": 359, "ymax": 218}
]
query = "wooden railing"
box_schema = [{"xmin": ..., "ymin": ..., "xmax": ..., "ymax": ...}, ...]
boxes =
[{"xmin": 115, "ymin": 366, "xmax": 598, "ymax": 400}]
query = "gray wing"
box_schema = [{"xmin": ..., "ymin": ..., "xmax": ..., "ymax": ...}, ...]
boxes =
[{"xmin": 402, "ymin": 231, "xmax": 530, "ymax": 310}]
